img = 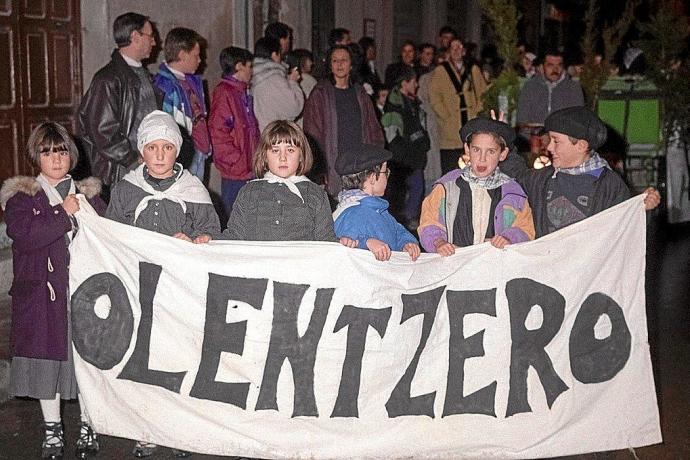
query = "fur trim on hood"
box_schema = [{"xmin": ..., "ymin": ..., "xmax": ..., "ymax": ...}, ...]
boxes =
[
  {"xmin": 0, "ymin": 176, "xmax": 102, "ymax": 209},
  {"xmin": 0, "ymin": 176, "xmax": 41, "ymax": 209}
]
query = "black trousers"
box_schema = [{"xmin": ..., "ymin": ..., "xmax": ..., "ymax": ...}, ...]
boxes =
[{"xmin": 440, "ymin": 148, "xmax": 463, "ymax": 175}]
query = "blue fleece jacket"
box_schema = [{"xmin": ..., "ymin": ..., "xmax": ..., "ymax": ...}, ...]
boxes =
[{"xmin": 334, "ymin": 194, "xmax": 418, "ymax": 251}]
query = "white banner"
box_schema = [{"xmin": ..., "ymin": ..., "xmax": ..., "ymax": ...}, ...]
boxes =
[{"xmin": 69, "ymin": 195, "xmax": 661, "ymax": 459}]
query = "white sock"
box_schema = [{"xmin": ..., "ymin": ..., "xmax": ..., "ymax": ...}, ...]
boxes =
[
  {"xmin": 77, "ymin": 394, "xmax": 89, "ymax": 423},
  {"xmin": 39, "ymin": 395, "xmax": 61, "ymax": 424}
]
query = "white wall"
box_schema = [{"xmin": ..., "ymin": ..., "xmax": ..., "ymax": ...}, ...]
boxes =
[
  {"xmin": 80, "ymin": 0, "xmax": 235, "ymax": 94},
  {"xmin": 334, "ymin": 0, "xmax": 394, "ymax": 75}
]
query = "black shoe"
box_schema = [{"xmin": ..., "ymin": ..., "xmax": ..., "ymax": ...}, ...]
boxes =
[
  {"xmin": 132, "ymin": 441, "xmax": 157, "ymax": 458},
  {"xmin": 42, "ymin": 422, "xmax": 64, "ymax": 459},
  {"xmin": 75, "ymin": 422, "xmax": 99, "ymax": 458},
  {"xmin": 172, "ymin": 448, "xmax": 192, "ymax": 458}
]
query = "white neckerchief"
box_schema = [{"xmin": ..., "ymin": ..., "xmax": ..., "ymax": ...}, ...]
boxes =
[
  {"xmin": 36, "ymin": 173, "xmax": 76, "ymax": 241},
  {"xmin": 253, "ymin": 172, "xmax": 310, "ymax": 202},
  {"xmin": 122, "ymin": 163, "xmax": 212, "ymax": 223},
  {"xmin": 333, "ymin": 189, "xmax": 369, "ymax": 221}
]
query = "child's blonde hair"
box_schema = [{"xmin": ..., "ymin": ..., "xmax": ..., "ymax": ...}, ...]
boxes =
[{"xmin": 253, "ymin": 120, "xmax": 313, "ymax": 178}]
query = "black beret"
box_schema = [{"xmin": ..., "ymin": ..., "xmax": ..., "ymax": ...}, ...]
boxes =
[
  {"xmin": 460, "ymin": 117, "xmax": 516, "ymax": 147},
  {"xmin": 336, "ymin": 144, "xmax": 393, "ymax": 175},
  {"xmin": 544, "ymin": 106, "xmax": 607, "ymax": 150}
]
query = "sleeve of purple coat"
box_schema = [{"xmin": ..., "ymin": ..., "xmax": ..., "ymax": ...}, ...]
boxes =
[
  {"xmin": 4, "ymin": 193, "xmax": 72, "ymax": 253},
  {"xmin": 358, "ymin": 86, "xmax": 385, "ymax": 147}
]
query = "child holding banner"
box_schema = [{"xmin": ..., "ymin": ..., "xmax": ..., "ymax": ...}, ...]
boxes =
[
  {"xmin": 499, "ymin": 106, "xmax": 661, "ymax": 236},
  {"xmin": 0, "ymin": 122, "xmax": 105, "ymax": 459},
  {"xmin": 222, "ymin": 120, "xmax": 355, "ymax": 247},
  {"xmin": 106, "ymin": 110, "xmax": 220, "ymax": 245},
  {"xmin": 106, "ymin": 110, "xmax": 218, "ymax": 458},
  {"xmin": 418, "ymin": 117, "xmax": 535, "ymax": 256},
  {"xmin": 332, "ymin": 144, "xmax": 421, "ymax": 261}
]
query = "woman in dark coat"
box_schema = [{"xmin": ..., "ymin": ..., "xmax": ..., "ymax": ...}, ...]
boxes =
[
  {"xmin": 303, "ymin": 45, "xmax": 385, "ymax": 197},
  {"xmin": 0, "ymin": 122, "xmax": 105, "ymax": 459}
]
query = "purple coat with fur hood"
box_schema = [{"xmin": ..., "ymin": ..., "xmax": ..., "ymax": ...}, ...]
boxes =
[{"xmin": 0, "ymin": 176, "xmax": 106, "ymax": 360}]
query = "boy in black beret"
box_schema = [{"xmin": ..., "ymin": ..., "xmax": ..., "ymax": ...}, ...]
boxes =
[
  {"xmin": 419, "ymin": 117, "xmax": 535, "ymax": 256},
  {"xmin": 333, "ymin": 144, "xmax": 421, "ymax": 261},
  {"xmin": 500, "ymin": 106, "xmax": 660, "ymax": 236}
]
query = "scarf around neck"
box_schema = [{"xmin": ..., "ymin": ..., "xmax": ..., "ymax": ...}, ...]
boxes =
[
  {"xmin": 253, "ymin": 172, "xmax": 311, "ymax": 202},
  {"xmin": 458, "ymin": 166, "xmax": 512, "ymax": 190},
  {"xmin": 333, "ymin": 189, "xmax": 369, "ymax": 221},
  {"xmin": 552, "ymin": 152, "xmax": 610, "ymax": 178},
  {"xmin": 122, "ymin": 163, "xmax": 212, "ymax": 223}
]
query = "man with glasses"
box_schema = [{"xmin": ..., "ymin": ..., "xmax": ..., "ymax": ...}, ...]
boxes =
[{"xmin": 79, "ymin": 12, "xmax": 161, "ymax": 200}]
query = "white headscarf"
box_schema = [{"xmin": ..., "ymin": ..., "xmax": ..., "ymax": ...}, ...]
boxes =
[{"xmin": 137, "ymin": 110, "xmax": 183, "ymax": 156}]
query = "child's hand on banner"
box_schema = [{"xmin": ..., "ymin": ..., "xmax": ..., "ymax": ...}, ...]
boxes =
[
  {"xmin": 339, "ymin": 236, "xmax": 358, "ymax": 248},
  {"xmin": 404, "ymin": 243, "xmax": 420, "ymax": 261},
  {"xmin": 173, "ymin": 232, "xmax": 193, "ymax": 242},
  {"xmin": 366, "ymin": 238, "xmax": 392, "ymax": 261},
  {"xmin": 643, "ymin": 187, "xmax": 661, "ymax": 210}
]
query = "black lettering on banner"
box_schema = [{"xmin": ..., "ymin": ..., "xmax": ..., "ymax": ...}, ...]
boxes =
[
  {"xmin": 506, "ymin": 278, "xmax": 569, "ymax": 416},
  {"xmin": 118, "ymin": 262, "xmax": 186, "ymax": 393},
  {"xmin": 569, "ymin": 292, "xmax": 632, "ymax": 383},
  {"xmin": 386, "ymin": 286, "xmax": 445, "ymax": 418},
  {"xmin": 331, "ymin": 306, "xmax": 392, "ymax": 418},
  {"xmin": 443, "ymin": 289, "xmax": 497, "ymax": 417},
  {"xmin": 71, "ymin": 273, "xmax": 134, "ymax": 370},
  {"xmin": 255, "ymin": 282, "xmax": 334, "ymax": 417},
  {"xmin": 190, "ymin": 275, "xmax": 268, "ymax": 408}
]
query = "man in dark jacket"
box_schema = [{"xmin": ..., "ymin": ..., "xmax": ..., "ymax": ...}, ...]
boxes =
[{"xmin": 78, "ymin": 12, "xmax": 161, "ymax": 198}]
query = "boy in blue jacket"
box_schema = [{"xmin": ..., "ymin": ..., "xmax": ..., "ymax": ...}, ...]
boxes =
[{"xmin": 333, "ymin": 144, "xmax": 421, "ymax": 261}]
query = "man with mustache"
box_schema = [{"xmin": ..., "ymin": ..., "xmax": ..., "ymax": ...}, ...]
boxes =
[{"xmin": 516, "ymin": 49, "xmax": 584, "ymax": 130}]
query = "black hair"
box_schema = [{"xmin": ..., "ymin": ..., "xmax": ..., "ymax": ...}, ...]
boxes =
[
  {"xmin": 254, "ymin": 36, "xmax": 281, "ymax": 60},
  {"xmin": 113, "ymin": 12, "xmax": 149, "ymax": 48},
  {"xmin": 164, "ymin": 27, "xmax": 202, "ymax": 63},
  {"xmin": 358, "ymin": 36, "xmax": 376, "ymax": 54},
  {"xmin": 438, "ymin": 25, "xmax": 457, "ymax": 38},
  {"xmin": 219, "ymin": 46, "xmax": 253, "ymax": 76},
  {"xmin": 264, "ymin": 22, "xmax": 292, "ymax": 41},
  {"xmin": 418, "ymin": 43, "xmax": 435, "ymax": 53},
  {"xmin": 394, "ymin": 66, "xmax": 417, "ymax": 87},
  {"xmin": 328, "ymin": 28, "xmax": 350, "ymax": 48},
  {"xmin": 288, "ymin": 49, "xmax": 314, "ymax": 73}
]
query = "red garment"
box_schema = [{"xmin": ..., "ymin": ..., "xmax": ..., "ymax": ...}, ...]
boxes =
[
  {"xmin": 303, "ymin": 80, "xmax": 384, "ymax": 196},
  {"xmin": 209, "ymin": 76, "xmax": 259, "ymax": 180}
]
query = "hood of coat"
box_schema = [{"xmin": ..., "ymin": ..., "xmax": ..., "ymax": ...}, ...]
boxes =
[
  {"xmin": 0, "ymin": 176, "xmax": 102, "ymax": 209},
  {"xmin": 252, "ymin": 57, "xmax": 288, "ymax": 87}
]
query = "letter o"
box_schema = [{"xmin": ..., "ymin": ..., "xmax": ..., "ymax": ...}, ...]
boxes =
[
  {"xmin": 569, "ymin": 292, "xmax": 632, "ymax": 383},
  {"xmin": 71, "ymin": 273, "xmax": 134, "ymax": 370}
]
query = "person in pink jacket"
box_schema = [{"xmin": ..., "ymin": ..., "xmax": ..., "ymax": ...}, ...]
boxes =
[{"xmin": 209, "ymin": 46, "xmax": 260, "ymax": 214}]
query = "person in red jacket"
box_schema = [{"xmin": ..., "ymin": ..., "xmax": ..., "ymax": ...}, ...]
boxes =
[{"xmin": 209, "ymin": 46, "xmax": 260, "ymax": 214}]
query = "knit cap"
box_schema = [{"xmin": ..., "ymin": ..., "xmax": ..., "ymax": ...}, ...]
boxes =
[
  {"xmin": 136, "ymin": 110, "xmax": 183, "ymax": 156},
  {"xmin": 544, "ymin": 106, "xmax": 607, "ymax": 150}
]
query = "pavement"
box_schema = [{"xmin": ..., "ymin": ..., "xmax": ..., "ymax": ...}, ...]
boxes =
[{"xmin": 0, "ymin": 217, "xmax": 688, "ymax": 459}]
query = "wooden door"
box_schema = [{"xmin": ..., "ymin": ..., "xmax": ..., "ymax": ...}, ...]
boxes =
[{"xmin": 0, "ymin": 0, "xmax": 82, "ymax": 183}]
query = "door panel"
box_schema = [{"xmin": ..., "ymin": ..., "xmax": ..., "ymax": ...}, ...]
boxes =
[{"xmin": 0, "ymin": 0, "xmax": 81, "ymax": 182}]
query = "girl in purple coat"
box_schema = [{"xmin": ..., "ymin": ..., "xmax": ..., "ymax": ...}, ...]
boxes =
[{"xmin": 0, "ymin": 122, "xmax": 106, "ymax": 459}]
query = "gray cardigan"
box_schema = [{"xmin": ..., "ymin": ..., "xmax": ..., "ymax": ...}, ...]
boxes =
[
  {"xmin": 106, "ymin": 168, "xmax": 220, "ymax": 238},
  {"xmin": 222, "ymin": 180, "xmax": 337, "ymax": 242}
]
